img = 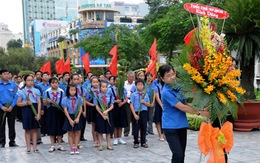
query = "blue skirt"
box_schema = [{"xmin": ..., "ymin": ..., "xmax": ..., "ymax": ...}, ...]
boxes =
[
  {"xmin": 113, "ymin": 103, "xmax": 128, "ymax": 128},
  {"xmin": 153, "ymin": 101, "xmax": 162, "ymax": 123},
  {"xmin": 95, "ymin": 111, "xmax": 114, "ymax": 134},
  {"xmin": 46, "ymin": 106, "xmax": 66, "ymax": 136},
  {"xmin": 63, "ymin": 114, "xmax": 82, "ymax": 131},
  {"xmin": 22, "ymin": 103, "xmax": 40, "ymax": 130},
  {"xmin": 86, "ymin": 103, "xmax": 97, "ymax": 123}
]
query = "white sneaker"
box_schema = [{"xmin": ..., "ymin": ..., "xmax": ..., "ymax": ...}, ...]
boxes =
[
  {"xmin": 118, "ymin": 138, "xmax": 126, "ymax": 145},
  {"xmin": 113, "ymin": 138, "xmax": 118, "ymax": 145}
]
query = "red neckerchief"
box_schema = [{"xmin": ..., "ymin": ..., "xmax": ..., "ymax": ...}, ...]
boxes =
[
  {"xmin": 51, "ymin": 92, "xmax": 59, "ymax": 102},
  {"xmin": 27, "ymin": 89, "xmax": 35, "ymax": 99},
  {"xmin": 116, "ymin": 88, "xmax": 119, "ymax": 100},
  {"xmin": 71, "ymin": 97, "xmax": 76, "ymax": 112},
  {"xmin": 101, "ymin": 95, "xmax": 107, "ymax": 106},
  {"xmin": 138, "ymin": 92, "xmax": 142, "ymax": 101},
  {"xmin": 77, "ymin": 88, "xmax": 82, "ymax": 96},
  {"xmin": 94, "ymin": 90, "xmax": 99, "ymax": 96}
]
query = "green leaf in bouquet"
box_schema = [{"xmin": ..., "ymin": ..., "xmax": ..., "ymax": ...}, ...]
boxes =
[{"xmin": 117, "ymin": 76, "xmax": 126, "ymax": 100}]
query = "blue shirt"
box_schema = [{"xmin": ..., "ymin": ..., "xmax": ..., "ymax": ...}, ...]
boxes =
[
  {"xmin": 154, "ymin": 82, "xmax": 163, "ymax": 94},
  {"xmin": 61, "ymin": 96, "xmax": 83, "ymax": 114},
  {"xmin": 59, "ymin": 81, "xmax": 68, "ymax": 92},
  {"xmin": 82, "ymin": 80, "xmax": 91, "ymax": 89},
  {"xmin": 130, "ymin": 85, "xmax": 137, "ymax": 93},
  {"xmin": 130, "ymin": 91, "xmax": 150, "ymax": 112},
  {"xmin": 34, "ymin": 79, "xmax": 41, "ymax": 86},
  {"xmin": 109, "ymin": 85, "xmax": 127, "ymax": 100},
  {"xmin": 43, "ymin": 88, "xmax": 64, "ymax": 108},
  {"xmin": 152, "ymin": 79, "xmax": 158, "ymax": 89},
  {"xmin": 147, "ymin": 84, "xmax": 155, "ymax": 101},
  {"xmin": 161, "ymin": 83, "xmax": 188, "ymax": 129},
  {"xmin": 76, "ymin": 85, "xmax": 85, "ymax": 97},
  {"xmin": 38, "ymin": 82, "xmax": 50, "ymax": 94},
  {"xmin": 85, "ymin": 87, "xmax": 100, "ymax": 102},
  {"xmin": 94, "ymin": 92, "xmax": 114, "ymax": 108},
  {"xmin": 0, "ymin": 80, "xmax": 18, "ymax": 108},
  {"xmin": 17, "ymin": 87, "xmax": 41, "ymax": 103}
]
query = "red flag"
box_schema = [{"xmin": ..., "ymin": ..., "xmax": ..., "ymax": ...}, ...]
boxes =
[
  {"xmin": 55, "ymin": 58, "xmax": 64, "ymax": 74},
  {"xmin": 145, "ymin": 59, "xmax": 156, "ymax": 81},
  {"xmin": 184, "ymin": 28, "xmax": 197, "ymax": 45},
  {"xmin": 40, "ymin": 61, "xmax": 52, "ymax": 76},
  {"xmin": 81, "ymin": 52, "xmax": 90, "ymax": 73},
  {"xmin": 63, "ymin": 57, "xmax": 71, "ymax": 74},
  {"xmin": 149, "ymin": 38, "xmax": 157, "ymax": 61},
  {"xmin": 109, "ymin": 45, "xmax": 118, "ymax": 76}
]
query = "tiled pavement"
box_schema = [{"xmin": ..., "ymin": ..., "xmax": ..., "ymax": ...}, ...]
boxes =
[{"xmin": 0, "ymin": 122, "xmax": 260, "ymax": 163}]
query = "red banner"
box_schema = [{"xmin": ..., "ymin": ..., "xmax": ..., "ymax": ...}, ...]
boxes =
[{"xmin": 184, "ymin": 3, "xmax": 229, "ymax": 19}]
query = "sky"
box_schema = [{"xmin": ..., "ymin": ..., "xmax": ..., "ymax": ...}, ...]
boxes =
[{"xmin": 0, "ymin": 0, "xmax": 145, "ymax": 34}]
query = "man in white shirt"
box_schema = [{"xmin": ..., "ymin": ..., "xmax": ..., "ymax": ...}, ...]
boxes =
[{"xmin": 123, "ymin": 71, "xmax": 135, "ymax": 137}]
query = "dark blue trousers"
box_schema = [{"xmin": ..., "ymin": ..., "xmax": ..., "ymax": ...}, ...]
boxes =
[
  {"xmin": 132, "ymin": 111, "xmax": 148, "ymax": 145},
  {"xmin": 164, "ymin": 128, "xmax": 187, "ymax": 163}
]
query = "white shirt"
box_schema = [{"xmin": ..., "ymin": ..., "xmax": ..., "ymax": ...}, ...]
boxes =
[{"xmin": 124, "ymin": 80, "xmax": 135, "ymax": 103}]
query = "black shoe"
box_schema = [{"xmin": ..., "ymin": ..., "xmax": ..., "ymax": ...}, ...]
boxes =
[
  {"xmin": 9, "ymin": 143, "xmax": 19, "ymax": 147},
  {"xmin": 148, "ymin": 132, "xmax": 154, "ymax": 135},
  {"xmin": 80, "ymin": 138, "xmax": 87, "ymax": 141},
  {"xmin": 1, "ymin": 144, "xmax": 5, "ymax": 148},
  {"xmin": 124, "ymin": 134, "xmax": 129, "ymax": 137},
  {"xmin": 37, "ymin": 141, "xmax": 43, "ymax": 145}
]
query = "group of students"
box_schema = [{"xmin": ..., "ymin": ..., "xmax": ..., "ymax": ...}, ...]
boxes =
[{"xmin": 0, "ymin": 68, "xmax": 169, "ymax": 155}]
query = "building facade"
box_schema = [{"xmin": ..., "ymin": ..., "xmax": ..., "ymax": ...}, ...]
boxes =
[
  {"xmin": 30, "ymin": 19, "xmax": 70, "ymax": 56},
  {"xmin": 0, "ymin": 23, "xmax": 23, "ymax": 51},
  {"xmin": 111, "ymin": 1, "xmax": 149, "ymax": 17},
  {"xmin": 22, "ymin": 0, "xmax": 86, "ymax": 44}
]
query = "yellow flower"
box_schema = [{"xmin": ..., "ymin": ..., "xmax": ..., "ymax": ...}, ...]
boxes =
[
  {"xmin": 226, "ymin": 90, "xmax": 237, "ymax": 102},
  {"xmin": 204, "ymin": 85, "xmax": 215, "ymax": 94},
  {"xmin": 217, "ymin": 92, "xmax": 227, "ymax": 104},
  {"xmin": 191, "ymin": 75, "xmax": 205, "ymax": 84},
  {"xmin": 235, "ymin": 87, "xmax": 246, "ymax": 95}
]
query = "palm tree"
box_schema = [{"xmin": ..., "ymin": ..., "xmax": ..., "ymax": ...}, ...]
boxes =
[{"xmin": 223, "ymin": 0, "xmax": 260, "ymax": 99}]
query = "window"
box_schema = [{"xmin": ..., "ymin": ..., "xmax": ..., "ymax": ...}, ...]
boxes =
[
  {"xmin": 120, "ymin": 17, "xmax": 132, "ymax": 23},
  {"xmin": 125, "ymin": 7, "xmax": 129, "ymax": 11},
  {"xmin": 137, "ymin": 19, "xmax": 144, "ymax": 23},
  {"xmin": 96, "ymin": 11, "xmax": 103, "ymax": 20},
  {"xmin": 105, "ymin": 12, "xmax": 114, "ymax": 22}
]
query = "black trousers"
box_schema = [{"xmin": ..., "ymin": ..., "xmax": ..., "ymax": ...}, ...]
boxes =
[
  {"xmin": 0, "ymin": 107, "xmax": 16, "ymax": 146},
  {"xmin": 16, "ymin": 105, "xmax": 22, "ymax": 121},
  {"xmin": 132, "ymin": 111, "xmax": 148, "ymax": 145},
  {"xmin": 40, "ymin": 106, "xmax": 47, "ymax": 134},
  {"xmin": 164, "ymin": 128, "xmax": 187, "ymax": 163},
  {"xmin": 124, "ymin": 103, "xmax": 132, "ymax": 135},
  {"xmin": 80, "ymin": 114, "xmax": 86, "ymax": 139}
]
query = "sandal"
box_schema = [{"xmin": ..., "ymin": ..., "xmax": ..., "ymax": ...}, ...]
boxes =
[
  {"xmin": 34, "ymin": 149, "xmax": 39, "ymax": 153},
  {"xmin": 98, "ymin": 146, "xmax": 103, "ymax": 151},
  {"xmin": 107, "ymin": 145, "xmax": 113, "ymax": 150},
  {"xmin": 57, "ymin": 145, "xmax": 66, "ymax": 151},
  {"xmin": 133, "ymin": 144, "xmax": 139, "ymax": 148},
  {"xmin": 48, "ymin": 146, "xmax": 55, "ymax": 152},
  {"xmin": 26, "ymin": 150, "xmax": 31, "ymax": 154},
  {"xmin": 141, "ymin": 143, "xmax": 148, "ymax": 148}
]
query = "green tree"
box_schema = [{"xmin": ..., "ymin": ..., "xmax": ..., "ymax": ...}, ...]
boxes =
[
  {"xmin": 222, "ymin": 0, "xmax": 260, "ymax": 99},
  {"xmin": 140, "ymin": 0, "xmax": 224, "ymax": 59},
  {"xmin": 74, "ymin": 25, "xmax": 149, "ymax": 73},
  {"xmin": 6, "ymin": 39, "xmax": 23, "ymax": 49},
  {"xmin": 0, "ymin": 48, "xmax": 35, "ymax": 74}
]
